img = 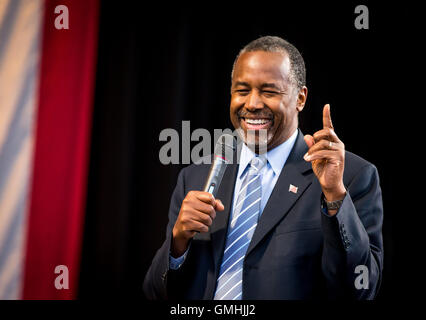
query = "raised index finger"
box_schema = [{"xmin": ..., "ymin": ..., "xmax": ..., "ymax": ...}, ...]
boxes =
[{"xmin": 322, "ymin": 104, "xmax": 333, "ymax": 129}]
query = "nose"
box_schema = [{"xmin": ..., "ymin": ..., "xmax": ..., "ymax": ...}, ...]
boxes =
[{"xmin": 245, "ymin": 90, "xmax": 263, "ymax": 111}]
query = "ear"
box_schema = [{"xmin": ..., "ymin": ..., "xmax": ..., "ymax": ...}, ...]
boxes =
[{"xmin": 296, "ymin": 86, "xmax": 308, "ymax": 112}]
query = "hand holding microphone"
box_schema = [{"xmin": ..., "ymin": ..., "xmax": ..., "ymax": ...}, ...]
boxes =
[
  {"xmin": 172, "ymin": 191, "xmax": 224, "ymax": 257},
  {"xmin": 171, "ymin": 134, "xmax": 235, "ymax": 257}
]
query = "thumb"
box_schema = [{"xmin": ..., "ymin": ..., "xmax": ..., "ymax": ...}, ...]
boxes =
[
  {"xmin": 214, "ymin": 199, "xmax": 225, "ymax": 212},
  {"xmin": 304, "ymin": 134, "xmax": 315, "ymax": 148}
]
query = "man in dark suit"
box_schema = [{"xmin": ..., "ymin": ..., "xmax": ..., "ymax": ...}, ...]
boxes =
[{"xmin": 143, "ymin": 36, "xmax": 383, "ymax": 300}]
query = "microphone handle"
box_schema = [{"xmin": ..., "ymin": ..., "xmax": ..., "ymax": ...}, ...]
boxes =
[
  {"xmin": 203, "ymin": 156, "xmax": 228, "ymax": 197},
  {"xmin": 191, "ymin": 156, "xmax": 228, "ymax": 234}
]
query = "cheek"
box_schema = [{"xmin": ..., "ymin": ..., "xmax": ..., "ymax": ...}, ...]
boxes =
[
  {"xmin": 270, "ymin": 103, "xmax": 286, "ymax": 123},
  {"xmin": 270, "ymin": 104, "xmax": 291, "ymax": 133},
  {"xmin": 231, "ymin": 95, "xmax": 246, "ymax": 108},
  {"xmin": 230, "ymin": 96, "xmax": 245, "ymax": 116}
]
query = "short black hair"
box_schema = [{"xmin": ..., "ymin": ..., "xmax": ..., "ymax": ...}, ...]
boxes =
[{"xmin": 232, "ymin": 36, "xmax": 306, "ymax": 90}]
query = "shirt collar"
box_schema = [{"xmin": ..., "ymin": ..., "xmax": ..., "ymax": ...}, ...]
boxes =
[{"xmin": 237, "ymin": 129, "xmax": 299, "ymax": 179}]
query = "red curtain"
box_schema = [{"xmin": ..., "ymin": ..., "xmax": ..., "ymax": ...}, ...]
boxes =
[{"xmin": 23, "ymin": 0, "xmax": 99, "ymax": 299}]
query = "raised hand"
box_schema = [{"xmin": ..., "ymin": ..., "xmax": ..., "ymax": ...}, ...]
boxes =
[{"xmin": 303, "ymin": 104, "xmax": 346, "ymax": 208}]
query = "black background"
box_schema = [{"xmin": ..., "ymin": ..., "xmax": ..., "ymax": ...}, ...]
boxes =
[{"xmin": 78, "ymin": 1, "xmax": 419, "ymax": 302}]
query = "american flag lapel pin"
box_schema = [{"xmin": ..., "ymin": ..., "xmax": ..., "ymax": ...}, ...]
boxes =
[{"xmin": 289, "ymin": 184, "xmax": 298, "ymax": 194}]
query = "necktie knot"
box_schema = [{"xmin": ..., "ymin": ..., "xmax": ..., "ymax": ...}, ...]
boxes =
[{"xmin": 249, "ymin": 156, "xmax": 266, "ymax": 173}]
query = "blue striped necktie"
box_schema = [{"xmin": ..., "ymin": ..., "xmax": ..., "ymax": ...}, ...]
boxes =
[{"xmin": 214, "ymin": 156, "xmax": 266, "ymax": 300}]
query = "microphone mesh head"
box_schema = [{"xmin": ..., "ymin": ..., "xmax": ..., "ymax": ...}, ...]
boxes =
[{"xmin": 214, "ymin": 134, "xmax": 235, "ymax": 163}]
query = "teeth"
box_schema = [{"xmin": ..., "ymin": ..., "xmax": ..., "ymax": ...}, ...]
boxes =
[{"xmin": 245, "ymin": 118, "xmax": 270, "ymax": 124}]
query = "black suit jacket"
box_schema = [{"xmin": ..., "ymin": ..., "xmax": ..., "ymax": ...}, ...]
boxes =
[{"xmin": 143, "ymin": 130, "xmax": 383, "ymax": 300}]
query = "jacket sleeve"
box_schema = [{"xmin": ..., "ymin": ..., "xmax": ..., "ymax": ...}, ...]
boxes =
[
  {"xmin": 143, "ymin": 168, "xmax": 187, "ymax": 300},
  {"xmin": 321, "ymin": 163, "xmax": 384, "ymax": 299}
]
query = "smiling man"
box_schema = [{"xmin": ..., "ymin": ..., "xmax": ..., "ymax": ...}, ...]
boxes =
[
  {"xmin": 230, "ymin": 49, "xmax": 304, "ymax": 151},
  {"xmin": 143, "ymin": 36, "xmax": 383, "ymax": 300}
]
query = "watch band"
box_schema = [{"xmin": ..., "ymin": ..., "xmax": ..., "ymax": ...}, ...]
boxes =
[{"xmin": 324, "ymin": 199, "xmax": 343, "ymax": 210}]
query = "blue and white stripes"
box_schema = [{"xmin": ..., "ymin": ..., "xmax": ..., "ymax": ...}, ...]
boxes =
[
  {"xmin": 0, "ymin": 0, "xmax": 42, "ymax": 299},
  {"xmin": 214, "ymin": 157, "xmax": 265, "ymax": 300}
]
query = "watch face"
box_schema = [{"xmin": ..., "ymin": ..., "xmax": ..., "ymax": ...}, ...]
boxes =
[
  {"xmin": 328, "ymin": 202, "xmax": 337, "ymax": 210},
  {"xmin": 326, "ymin": 200, "xmax": 343, "ymax": 210}
]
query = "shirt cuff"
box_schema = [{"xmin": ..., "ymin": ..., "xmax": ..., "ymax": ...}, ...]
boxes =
[{"xmin": 169, "ymin": 246, "xmax": 190, "ymax": 270}]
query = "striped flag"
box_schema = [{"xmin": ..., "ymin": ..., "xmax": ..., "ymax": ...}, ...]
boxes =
[{"xmin": 0, "ymin": 0, "xmax": 99, "ymax": 299}]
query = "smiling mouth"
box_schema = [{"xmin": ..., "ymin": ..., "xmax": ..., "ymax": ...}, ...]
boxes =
[{"xmin": 240, "ymin": 117, "xmax": 273, "ymax": 130}]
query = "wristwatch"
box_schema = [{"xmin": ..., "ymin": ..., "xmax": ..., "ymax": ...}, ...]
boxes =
[
  {"xmin": 324, "ymin": 199, "xmax": 343, "ymax": 211},
  {"xmin": 321, "ymin": 193, "xmax": 344, "ymax": 212}
]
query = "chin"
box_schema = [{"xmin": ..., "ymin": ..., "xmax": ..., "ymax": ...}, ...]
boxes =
[{"xmin": 236, "ymin": 127, "xmax": 273, "ymax": 154}]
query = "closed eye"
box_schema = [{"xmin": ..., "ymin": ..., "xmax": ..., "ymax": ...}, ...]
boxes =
[
  {"xmin": 263, "ymin": 90, "xmax": 279, "ymax": 94},
  {"xmin": 234, "ymin": 89, "xmax": 250, "ymax": 95},
  {"xmin": 262, "ymin": 90, "xmax": 281, "ymax": 97}
]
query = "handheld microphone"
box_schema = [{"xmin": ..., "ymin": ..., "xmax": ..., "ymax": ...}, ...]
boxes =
[{"xmin": 203, "ymin": 134, "xmax": 236, "ymax": 197}]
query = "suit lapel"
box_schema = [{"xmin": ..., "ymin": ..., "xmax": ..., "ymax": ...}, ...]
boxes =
[{"xmin": 246, "ymin": 130, "xmax": 312, "ymax": 257}]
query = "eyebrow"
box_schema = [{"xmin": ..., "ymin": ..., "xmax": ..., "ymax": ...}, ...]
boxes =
[
  {"xmin": 233, "ymin": 81, "xmax": 250, "ymax": 88},
  {"xmin": 233, "ymin": 81, "xmax": 283, "ymax": 91},
  {"xmin": 260, "ymin": 83, "xmax": 282, "ymax": 91}
]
